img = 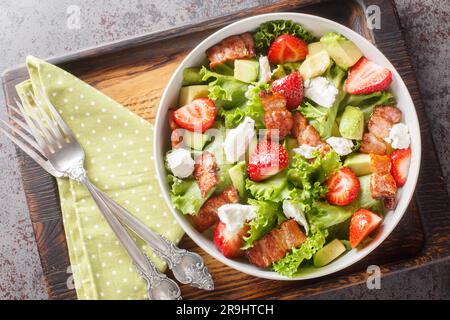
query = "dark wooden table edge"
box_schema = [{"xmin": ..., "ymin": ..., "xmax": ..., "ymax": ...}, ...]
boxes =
[{"xmin": 1, "ymin": 0, "xmax": 448, "ymax": 299}]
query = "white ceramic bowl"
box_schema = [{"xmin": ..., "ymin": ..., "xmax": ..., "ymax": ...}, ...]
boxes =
[{"xmin": 154, "ymin": 13, "xmax": 421, "ymax": 280}]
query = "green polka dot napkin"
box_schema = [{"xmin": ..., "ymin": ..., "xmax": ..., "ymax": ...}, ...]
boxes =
[{"xmin": 15, "ymin": 56, "xmax": 184, "ymax": 300}]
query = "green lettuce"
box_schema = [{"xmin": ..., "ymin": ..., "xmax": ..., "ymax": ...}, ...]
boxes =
[
  {"xmin": 272, "ymin": 62, "xmax": 301, "ymax": 79},
  {"xmin": 307, "ymin": 201, "xmax": 358, "ymax": 230},
  {"xmin": 167, "ymin": 175, "xmax": 212, "ymax": 215},
  {"xmin": 242, "ymin": 199, "xmax": 284, "ymax": 249},
  {"xmin": 245, "ymin": 170, "xmax": 292, "ymax": 202},
  {"xmin": 254, "ymin": 20, "xmax": 315, "ymax": 52},
  {"xmin": 272, "ymin": 228, "xmax": 328, "ymax": 277},
  {"xmin": 339, "ymin": 91, "xmax": 395, "ymax": 124},
  {"xmin": 299, "ymin": 63, "xmax": 347, "ymax": 139},
  {"xmin": 218, "ymin": 83, "xmax": 269, "ymax": 129},
  {"xmin": 200, "ymin": 66, "xmax": 248, "ymax": 109}
]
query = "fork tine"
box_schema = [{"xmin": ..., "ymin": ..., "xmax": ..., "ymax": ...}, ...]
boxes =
[
  {"xmin": 30, "ymin": 91, "xmax": 64, "ymax": 142},
  {"xmin": 19, "ymin": 96, "xmax": 57, "ymax": 151},
  {"xmin": 6, "ymin": 107, "xmax": 32, "ymax": 135},
  {"xmin": 36, "ymin": 87, "xmax": 74, "ymax": 140},
  {"xmin": 0, "ymin": 118, "xmax": 42, "ymax": 152},
  {"xmin": 15, "ymin": 98, "xmax": 49, "ymax": 151}
]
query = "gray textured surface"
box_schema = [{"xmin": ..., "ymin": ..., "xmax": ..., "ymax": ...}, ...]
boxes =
[{"xmin": 0, "ymin": 0, "xmax": 448, "ymax": 300}]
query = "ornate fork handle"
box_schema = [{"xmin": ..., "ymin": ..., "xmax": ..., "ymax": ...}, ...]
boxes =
[
  {"xmin": 68, "ymin": 165, "xmax": 182, "ymax": 300},
  {"xmin": 90, "ymin": 183, "xmax": 214, "ymax": 291}
]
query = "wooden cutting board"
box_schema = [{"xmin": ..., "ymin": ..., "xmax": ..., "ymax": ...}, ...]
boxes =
[{"xmin": 2, "ymin": 0, "xmax": 449, "ymax": 300}]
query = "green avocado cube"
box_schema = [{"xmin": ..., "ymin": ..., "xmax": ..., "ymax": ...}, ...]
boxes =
[
  {"xmin": 339, "ymin": 105, "xmax": 364, "ymax": 140},
  {"xmin": 234, "ymin": 59, "xmax": 259, "ymax": 83}
]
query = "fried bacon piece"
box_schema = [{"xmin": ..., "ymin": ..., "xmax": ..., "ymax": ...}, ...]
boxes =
[
  {"xmin": 361, "ymin": 106, "xmax": 402, "ymax": 155},
  {"xmin": 206, "ymin": 32, "xmax": 256, "ymax": 69},
  {"xmin": 247, "ymin": 219, "xmax": 306, "ymax": 268},
  {"xmin": 191, "ymin": 187, "xmax": 239, "ymax": 232},
  {"xmin": 360, "ymin": 132, "xmax": 387, "ymax": 155},
  {"xmin": 292, "ymin": 112, "xmax": 330, "ymax": 153},
  {"xmin": 369, "ymin": 154, "xmax": 397, "ymax": 209},
  {"xmin": 169, "ymin": 109, "xmax": 183, "ymax": 148},
  {"xmin": 194, "ymin": 151, "xmax": 218, "ymax": 198},
  {"xmin": 260, "ymin": 91, "xmax": 293, "ymax": 139}
]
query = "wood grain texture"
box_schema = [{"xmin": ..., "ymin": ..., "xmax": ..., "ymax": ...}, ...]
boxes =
[{"xmin": 1, "ymin": 0, "xmax": 448, "ymax": 300}]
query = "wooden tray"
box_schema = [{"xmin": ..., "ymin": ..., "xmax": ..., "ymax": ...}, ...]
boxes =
[{"xmin": 2, "ymin": 0, "xmax": 449, "ymax": 300}]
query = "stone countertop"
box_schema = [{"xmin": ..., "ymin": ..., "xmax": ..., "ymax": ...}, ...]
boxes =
[{"xmin": 0, "ymin": 0, "xmax": 448, "ymax": 299}]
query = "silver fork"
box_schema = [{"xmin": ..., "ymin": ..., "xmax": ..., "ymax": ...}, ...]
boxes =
[{"xmin": 0, "ymin": 90, "xmax": 211, "ymax": 298}]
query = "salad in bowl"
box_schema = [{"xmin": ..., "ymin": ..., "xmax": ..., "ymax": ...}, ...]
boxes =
[{"xmin": 155, "ymin": 14, "xmax": 420, "ymax": 279}]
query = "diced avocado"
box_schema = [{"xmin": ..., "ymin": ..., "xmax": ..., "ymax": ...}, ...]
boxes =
[
  {"xmin": 234, "ymin": 59, "xmax": 259, "ymax": 83},
  {"xmin": 299, "ymin": 50, "xmax": 331, "ymax": 80},
  {"xmin": 228, "ymin": 161, "xmax": 247, "ymax": 201},
  {"xmin": 345, "ymin": 154, "xmax": 371, "ymax": 176},
  {"xmin": 182, "ymin": 67, "xmax": 204, "ymax": 86},
  {"xmin": 307, "ymin": 42, "xmax": 326, "ymax": 57},
  {"xmin": 331, "ymin": 121, "xmax": 341, "ymax": 137},
  {"xmin": 339, "ymin": 105, "xmax": 364, "ymax": 140},
  {"xmin": 313, "ymin": 239, "xmax": 346, "ymax": 267},
  {"xmin": 213, "ymin": 63, "xmax": 234, "ymax": 76},
  {"xmin": 181, "ymin": 131, "xmax": 210, "ymax": 150},
  {"xmin": 358, "ymin": 175, "xmax": 383, "ymax": 214},
  {"xmin": 320, "ymin": 32, "xmax": 363, "ymax": 69},
  {"xmin": 178, "ymin": 85, "xmax": 209, "ymax": 106},
  {"xmin": 283, "ymin": 136, "xmax": 299, "ymax": 162},
  {"xmin": 272, "ymin": 65, "xmax": 286, "ymax": 79},
  {"xmin": 215, "ymin": 163, "xmax": 234, "ymax": 195}
]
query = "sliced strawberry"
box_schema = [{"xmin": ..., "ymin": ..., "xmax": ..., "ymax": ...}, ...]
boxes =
[
  {"xmin": 349, "ymin": 209, "xmax": 382, "ymax": 248},
  {"xmin": 247, "ymin": 140, "xmax": 288, "ymax": 182},
  {"xmin": 345, "ymin": 57, "xmax": 393, "ymax": 95},
  {"xmin": 325, "ymin": 167, "xmax": 360, "ymax": 206},
  {"xmin": 390, "ymin": 148, "xmax": 411, "ymax": 187},
  {"xmin": 213, "ymin": 221, "xmax": 249, "ymax": 258},
  {"xmin": 267, "ymin": 34, "xmax": 308, "ymax": 64},
  {"xmin": 271, "ymin": 72, "xmax": 304, "ymax": 110},
  {"xmin": 173, "ymin": 98, "xmax": 216, "ymax": 133}
]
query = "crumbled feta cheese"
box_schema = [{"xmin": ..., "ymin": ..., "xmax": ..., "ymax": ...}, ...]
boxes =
[
  {"xmin": 384, "ymin": 123, "xmax": 410, "ymax": 149},
  {"xmin": 244, "ymin": 85, "xmax": 255, "ymax": 99},
  {"xmin": 258, "ymin": 56, "xmax": 272, "ymax": 83},
  {"xmin": 292, "ymin": 144, "xmax": 320, "ymax": 159},
  {"xmin": 326, "ymin": 137, "xmax": 354, "ymax": 156},
  {"xmin": 166, "ymin": 148, "xmax": 195, "ymax": 178},
  {"xmin": 304, "ymin": 77, "xmax": 339, "ymax": 108},
  {"xmin": 223, "ymin": 116, "xmax": 255, "ymax": 163},
  {"xmin": 282, "ymin": 200, "xmax": 309, "ymax": 235},
  {"xmin": 218, "ymin": 204, "xmax": 258, "ymax": 236}
]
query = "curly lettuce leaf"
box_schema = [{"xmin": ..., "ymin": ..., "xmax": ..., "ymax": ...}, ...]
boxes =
[
  {"xmin": 167, "ymin": 175, "xmax": 212, "ymax": 215},
  {"xmin": 218, "ymin": 83, "xmax": 268, "ymax": 129},
  {"xmin": 200, "ymin": 66, "xmax": 248, "ymax": 109},
  {"xmin": 299, "ymin": 63, "xmax": 347, "ymax": 139},
  {"xmin": 339, "ymin": 91, "xmax": 395, "ymax": 124},
  {"xmin": 254, "ymin": 20, "xmax": 315, "ymax": 52},
  {"xmin": 242, "ymin": 199, "xmax": 284, "ymax": 249},
  {"xmin": 272, "ymin": 228, "xmax": 328, "ymax": 277},
  {"xmin": 245, "ymin": 170, "xmax": 292, "ymax": 202},
  {"xmin": 307, "ymin": 201, "xmax": 358, "ymax": 230}
]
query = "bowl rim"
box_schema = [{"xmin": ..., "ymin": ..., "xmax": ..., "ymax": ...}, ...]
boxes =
[{"xmin": 154, "ymin": 12, "xmax": 421, "ymax": 280}]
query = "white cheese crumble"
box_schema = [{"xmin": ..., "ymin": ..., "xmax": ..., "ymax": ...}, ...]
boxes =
[
  {"xmin": 223, "ymin": 116, "xmax": 255, "ymax": 163},
  {"xmin": 304, "ymin": 77, "xmax": 339, "ymax": 108},
  {"xmin": 218, "ymin": 204, "xmax": 258, "ymax": 236},
  {"xmin": 166, "ymin": 148, "xmax": 195, "ymax": 178},
  {"xmin": 326, "ymin": 137, "xmax": 354, "ymax": 156},
  {"xmin": 258, "ymin": 56, "xmax": 272, "ymax": 83},
  {"xmin": 292, "ymin": 144, "xmax": 320, "ymax": 159},
  {"xmin": 384, "ymin": 123, "xmax": 410, "ymax": 149},
  {"xmin": 282, "ymin": 200, "xmax": 309, "ymax": 235}
]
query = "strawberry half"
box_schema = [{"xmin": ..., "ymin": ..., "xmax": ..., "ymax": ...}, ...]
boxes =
[
  {"xmin": 267, "ymin": 34, "xmax": 308, "ymax": 64},
  {"xmin": 173, "ymin": 98, "xmax": 216, "ymax": 133},
  {"xmin": 349, "ymin": 209, "xmax": 382, "ymax": 248},
  {"xmin": 345, "ymin": 57, "xmax": 393, "ymax": 95},
  {"xmin": 213, "ymin": 221, "xmax": 249, "ymax": 258},
  {"xmin": 271, "ymin": 72, "xmax": 304, "ymax": 110},
  {"xmin": 390, "ymin": 148, "xmax": 411, "ymax": 187},
  {"xmin": 247, "ymin": 140, "xmax": 288, "ymax": 182},
  {"xmin": 325, "ymin": 167, "xmax": 360, "ymax": 206}
]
